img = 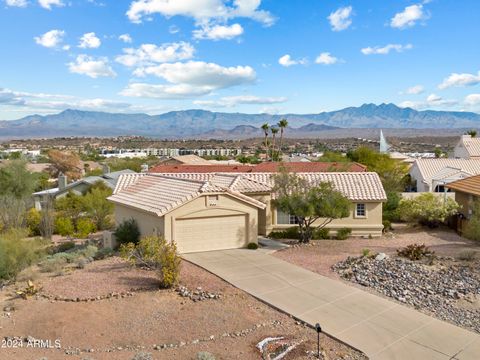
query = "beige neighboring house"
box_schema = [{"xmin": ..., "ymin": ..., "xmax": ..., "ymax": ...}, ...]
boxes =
[
  {"xmin": 109, "ymin": 172, "xmax": 387, "ymax": 253},
  {"xmin": 446, "ymin": 174, "xmax": 480, "ymax": 233},
  {"xmin": 453, "ymin": 134, "xmax": 480, "ymax": 159},
  {"xmin": 408, "ymin": 158, "xmax": 480, "ymax": 192},
  {"xmin": 159, "ymin": 154, "xmax": 212, "ymax": 166}
]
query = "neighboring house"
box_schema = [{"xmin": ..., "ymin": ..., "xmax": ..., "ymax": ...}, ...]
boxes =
[
  {"xmin": 149, "ymin": 162, "xmax": 367, "ymax": 174},
  {"xmin": 453, "ymin": 135, "xmax": 480, "ymax": 159},
  {"xmin": 109, "ymin": 171, "xmax": 386, "ymax": 253},
  {"xmin": 159, "ymin": 154, "xmax": 213, "ymax": 166},
  {"xmin": 33, "ymin": 169, "xmax": 135, "ymax": 210},
  {"xmin": 446, "ymin": 175, "xmax": 480, "ymax": 219},
  {"xmin": 408, "ymin": 159, "xmax": 480, "ymax": 192}
]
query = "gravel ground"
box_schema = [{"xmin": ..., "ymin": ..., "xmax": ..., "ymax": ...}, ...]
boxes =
[
  {"xmin": 333, "ymin": 255, "xmax": 480, "ymax": 333},
  {"xmin": 0, "ymin": 257, "xmax": 365, "ymax": 360},
  {"xmin": 273, "ymin": 226, "xmax": 480, "ymax": 279}
]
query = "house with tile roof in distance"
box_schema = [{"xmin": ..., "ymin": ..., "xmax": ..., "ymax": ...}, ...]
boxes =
[
  {"xmin": 408, "ymin": 158, "xmax": 480, "ymax": 192},
  {"xmin": 453, "ymin": 134, "xmax": 480, "ymax": 159},
  {"xmin": 158, "ymin": 154, "xmax": 213, "ymax": 166},
  {"xmin": 446, "ymin": 174, "xmax": 480, "ymax": 233},
  {"xmin": 109, "ymin": 171, "xmax": 386, "ymax": 253},
  {"xmin": 149, "ymin": 162, "xmax": 367, "ymax": 174}
]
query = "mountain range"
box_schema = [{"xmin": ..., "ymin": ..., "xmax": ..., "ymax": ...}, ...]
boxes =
[{"xmin": 0, "ymin": 103, "xmax": 479, "ymax": 139}]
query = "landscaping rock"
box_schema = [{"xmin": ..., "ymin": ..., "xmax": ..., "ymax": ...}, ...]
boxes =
[
  {"xmin": 333, "ymin": 256, "xmax": 480, "ymax": 333},
  {"xmin": 175, "ymin": 285, "xmax": 221, "ymax": 302}
]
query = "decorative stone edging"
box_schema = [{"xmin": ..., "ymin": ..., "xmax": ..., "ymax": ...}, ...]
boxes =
[
  {"xmin": 38, "ymin": 291, "xmax": 136, "ymax": 302},
  {"xmin": 175, "ymin": 285, "xmax": 222, "ymax": 302}
]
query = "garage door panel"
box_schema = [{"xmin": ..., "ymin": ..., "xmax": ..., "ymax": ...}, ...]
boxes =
[{"xmin": 175, "ymin": 215, "xmax": 247, "ymax": 253}]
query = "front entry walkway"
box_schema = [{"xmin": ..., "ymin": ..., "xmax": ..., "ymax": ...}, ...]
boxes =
[{"xmin": 183, "ymin": 249, "xmax": 480, "ymax": 359}]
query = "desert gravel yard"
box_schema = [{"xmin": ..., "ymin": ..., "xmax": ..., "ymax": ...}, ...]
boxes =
[{"xmin": 0, "ymin": 257, "xmax": 365, "ymax": 360}]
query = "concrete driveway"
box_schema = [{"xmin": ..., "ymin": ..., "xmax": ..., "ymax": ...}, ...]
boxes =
[{"xmin": 183, "ymin": 249, "xmax": 480, "ymax": 360}]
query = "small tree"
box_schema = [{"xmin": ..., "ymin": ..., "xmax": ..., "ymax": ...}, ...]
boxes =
[
  {"xmin": 273, "ymin": 171, "xmax": 350, "ymax": 243},
  {"xmin": 397, "ymin": 193, "xmax": 459, "ymax": 228},
  {"xmin": 81, "ymin": 182, "xmax": 114, "ymax": 230},
  {"xmin": 261, "ymin": 123, "xmax": 270, "ymax": 161},
  {"xmin": 120, "ymin": 236, "xmax": 181, "ymax": 288},
  {"xmin": 464, "ymin": 200, "xmax": 480, "ymax": 241},
  {"xmin": 55, "ymin": 217, "xmax": 75, "ymax": 236}
]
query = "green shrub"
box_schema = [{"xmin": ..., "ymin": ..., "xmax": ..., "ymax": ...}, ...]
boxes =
[
  {"xmin": 397, "ymin": 243, "xmax": 434, "ymax": 260},
  {"xmin": 49, "ymin": 252, "xmax": 79, "ymax": 263},
  {"xmin": 56, "ymin": 241, "xmax": 76, "ymax": 253},
  {"xmin": 362, "ymin": 248, "xmax": 371, "ymax": 257},
  {"xmin": 55, "ymin": 217, "xmax": 75, "ymax": 236},
  {"xmin": 39, "ymin": 256, "xmax": 67, "ymax": 273},
  {"xmin": 0, "ymin": 229, "xmax": 45, "ymax": 280},
  {"xmin": 383, "ymin": 192, "xmax": 402, "ymax": 222},
  {"xmin": 26, "ymin": 208, "xmax": 42, "ymax": 236},
  {"xmin": 77, "ymin": 245, "xmax": 98, "ymax": 259},
  {"xmin": 121, "ymin": 236, "xmax": 181, "ymax": 288},
  {"xmin": 382, "ymin": 220, "xmax": 392, "ymax": 232},
  {"xmin": 463, "ymin": 200, "xmax": 480, "ymax": 241},
  {"xmin": 93, "ymin": 247, "xmax": 114, "ymax": 260},
  {"xmin": 247, "ymin": 242, "xmax": 258, "ymax": 250},
  {"xmin": 313, "ymin": 228, "xmax": 330, "ymax": 240},
  {"xmin": 336, "ymin": 228, "xmax": 352, "ymax": 240},
  {"xmin": 75, "ymin": 218, "xmax": 97, "ymax": 238},
  {"xmin": 268, "ymin": 226, "xmax": 300, "ymax": 239},
  {"xmin": 114, "ymin": 218, "xmax": 141, "ymax": 246}
]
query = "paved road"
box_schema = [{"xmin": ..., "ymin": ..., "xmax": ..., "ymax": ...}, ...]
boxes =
[{"xmin": 184, "ymin": 249, "xmax": 480, "ymax": 359}]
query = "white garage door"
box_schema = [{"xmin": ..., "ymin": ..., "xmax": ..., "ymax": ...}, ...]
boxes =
[{"xmin": 175, "ymin": 215, "xmax": 247, "ymax": 253}]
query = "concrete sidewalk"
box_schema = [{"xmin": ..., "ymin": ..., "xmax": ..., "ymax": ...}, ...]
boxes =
[{"xmin": 183, "ymin": 249, "xmax": 480, "ymax": 360}]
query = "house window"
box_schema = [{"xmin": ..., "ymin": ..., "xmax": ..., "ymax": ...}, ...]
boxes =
[
  {"xmin": 207, "ymin": 195, "xmax": 219, "ymax": 206},
  {"xmin": 277, "ymin": 210, "xmax": 299, "ymax": 224},
  {"xmin": 355, "ymin": 203, "xmax": 366, "ymax": 218}
]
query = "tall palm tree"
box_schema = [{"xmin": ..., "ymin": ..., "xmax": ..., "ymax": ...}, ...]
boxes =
[
  {"xmin": 261, "ymin": 123, "xmax": 270, "ymax": 161},
  {"xmin": 277, "ymin": 118, "xmax": 289, "ymax": 154},
  {"xmin": 270, "ymin": 126, "xmax": 279, "ymax": 161}
]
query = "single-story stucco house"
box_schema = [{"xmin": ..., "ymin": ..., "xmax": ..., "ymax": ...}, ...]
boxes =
[
  {"xmin": 33, "ymin": 169, "xmax": 135, "ymax": 210},
  {"xmin": 446, "ymin": 174, "xmax": 480, "ymax": 233},
  {"xmin": 108, "ymin": 171, "xmax": 386, "ymax": 253},
  {"xmin": 408, "ymin": 158, "xmax": 480, "ymax": 192},
  {"xmin": 453, "ymin": 134, "xmax": 480, "ymax": 159}
]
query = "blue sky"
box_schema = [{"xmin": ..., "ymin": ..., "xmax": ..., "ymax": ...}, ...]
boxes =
[{"xmin": 0, "ymin": 0, "xmax": 479, "ymax": 120}]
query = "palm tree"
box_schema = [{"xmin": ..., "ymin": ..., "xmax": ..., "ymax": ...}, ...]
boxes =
[
  {"xmin": 271, "ymin": 126, "xmax": 279, "ymax": 161},
  {"xmin": 277, "ymin": 118, "xmax": 289, "ymax": 154},
  {"xmin": 261, "ymin": 123, "xmax": 270, "ymax": 161}
]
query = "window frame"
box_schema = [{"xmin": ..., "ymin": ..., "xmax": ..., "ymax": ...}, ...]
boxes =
[{"xmin": 355, "ymin": 203, "xmax": 367, "ymax": 218}]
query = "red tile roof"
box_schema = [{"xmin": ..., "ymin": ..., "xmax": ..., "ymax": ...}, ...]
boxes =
[{"xmin": 149, "ymin": 162, "xmax": 367, "ymax": 174}]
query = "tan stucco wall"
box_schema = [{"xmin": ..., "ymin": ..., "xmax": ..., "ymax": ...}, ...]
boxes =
[
  {"xmin": 455, "ymin": 191, "xmax": 478, "ymax": 218},
  {"xmin": 114, "ymin": 204, "xmax": 165, "ymax": 238},
  {"xmin": 165, "ymin": 193, "xmax": 259, "ymax": 245},
  {"xmin": 268, "ymin": 201, "xmax": 384, "ymax": 237}
]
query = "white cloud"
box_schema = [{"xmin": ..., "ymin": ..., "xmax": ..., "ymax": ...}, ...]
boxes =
[
  {"xmin": 259, "ymin": 106, "xmax": 282, "ymax": 114},
  {"xmin": 194, "ymin": 95, "xmax": 287, "ymax": 107},
  {"xmin": 78, "ymin": 32, "xmax": 101, "ymax": 49},
  {"xmin": 122, "ymin": 61, "xmax": 256, "ymax": 99},
  {"xmin": 0, "ymin": 88, "xmax": 26, "ymax": 105},
  {"xmin": 315, "ymin": 52, "xmax": 339, "ymax": 65},
  {"xmin": 405, "ymin": 85, "xmax": 424, "ymax": 95},
  {"xmin": 119, "ymin": 34, "xmax": 133, "ymax": 43},
  {"xmin": 193, "ymin": 23, "xmax": 243, "ymax": 40},
  {"xmin": 68, "ymin": 55, "xmax": 117, "ymax": 78},
  {"xmin": 438, "ymin": 71, "xmax": 480, "ymax": 89},
  {"xmin": 328, "ymin": 6, "xmax": 353, "ymax": 31},
  {"xmin": 126, "ymin": 0, "xmax": 275, "ymax": 26},
  {"xmin": 361, "ymin": 43, "xmax": 413, "ymax": 55},
  {"xmin": 278, "ymin": 54, "xmax": 307, "ymax": 67},
  {"xmin": 391, "ymin": 4, "xmax": 426, "ymax": 29},
  {"xmin": 5, "ymin": 0, "xmax": 28, "ymax": 7},
  {"xmin": 399, "ymin": 93, "xmax": 458, "ymax": 110},
  {"xmin": 34, "ymin": 29, "xmax": 66, "ymax": 48},
  {"xmin": 38, "ymin": 0, "xmax": 64, "ymax": 10},
  {"xmin": 116, "ymin": 42, "xmax": 195, "ymax": 67},
  {"xmin": 465, "ymin": 94, "xmax": 480, "ymax": 106}
]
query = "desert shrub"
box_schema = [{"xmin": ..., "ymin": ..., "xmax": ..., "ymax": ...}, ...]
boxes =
[
  {"xmin": 55, "ymin": 217, "xmax": 75, "ymax": 236},
  {"xmin": 458, "ymin": 250, "xmax": 477, "ymax": 262},
  {"xmin": 26, "ymin": 208, "xmax": 42, "ymax": 236},
  {"xmin": 382, "ymin": 220, "xmax": 392, "ymax": 232},
  {"xmin": 0, "ymin": 229, "xmax": 45, "ymax": 280},
  {"xmin": 114, "ymin": 218, "xmax": 141, "ymax": 246},
  {"xmin": 39, "ymin": 256, "xmax": 67, "ymax": 273},
  {"xmin": 383, "ymin": 192, "xmax": 402, "ymax": 222},
  {"xmin": 463, "ymin": 200, "xmax": 480, "ymax": 241},
  {"xmin": 397, "ymin": 243, "xmax": 435, "ymax": 260},
  {"xmin": 77, "ymin": 245, "xmax": 98, "ymax": 259},
  {"xmin": 362, "ymin": 248, "xmax": 371, "ymax": 257},
  {"xmin": 75, "ymin": 218, "xmax": 97, "ymax": 238},
  {"xmin": 49, "ymin": 252, "xmax": 79, "ymax": 263},
  {"xmin": 336, "ymin": 228, "xmax": 352, "ymax": 240},
  {"xmin": 397, "ymin": 193, "xmax": 459, "ymax": 228},
  {"xmin": 94, "ymin": 247, "xmax": 115, "ymax": 260},
  {"xmin": 247, "ymin": 242, "xmax": 258, "ymax": 250},
  {"xmin": 313, "ymin": 228, "xmax": 330, "ymax": 240},
  {"xmin": 121, "ymin": 236, "xmax": 181, "ymax": 288},
  {"xmin": 56, "ymin": 241, "xmax": 76, "ymax": 253},
  {"xmin": 268, "ymin": 226, "xmax": 301, "ymax": 240}
]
